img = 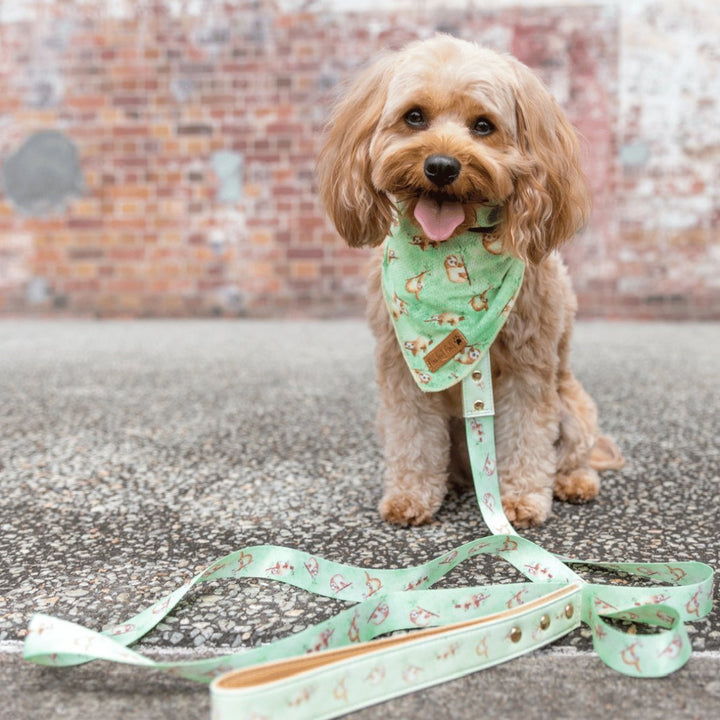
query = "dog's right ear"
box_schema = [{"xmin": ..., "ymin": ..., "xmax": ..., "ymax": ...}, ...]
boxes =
[{"xmin": 317, "ymin": 55, "xmax": 395, "ymax": 247}]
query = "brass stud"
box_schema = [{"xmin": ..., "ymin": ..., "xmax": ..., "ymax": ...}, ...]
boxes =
[
  {"xmin": 473, "ymin": 400, "xmax": 485, "ymax": 411},
  {"xmin": 564, "ymin": 604, "xmax": 575, "ymax": 619},
  {"xmin": 539, "ymin": 614, "xmax": 551, "ymax": 631},
  {"xmin": 509, "ymin": 626, "xmax": 522, "ymax": 643},
  {"xmin": 472, "ymin": 370, "xmax": 483, "ymax": 382}
]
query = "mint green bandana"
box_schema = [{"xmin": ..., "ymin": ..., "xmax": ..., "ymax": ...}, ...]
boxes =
[{"xmin": 382, "ymin": 205, "xmax": 525, "ymax": 392}]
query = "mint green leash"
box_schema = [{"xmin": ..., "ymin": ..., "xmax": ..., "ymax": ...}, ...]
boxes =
[{"xmin": 23, "ymin": 352, "xmax": 714, "ymax": 719}]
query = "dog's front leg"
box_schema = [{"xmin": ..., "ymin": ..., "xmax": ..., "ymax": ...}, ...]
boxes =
[
  {"xmin": 491, "ymin": 352, "xmax": 561, "ymax": 528},
  {"xmin": 376, "ymin": 375, "xmax": 451, "ymax": 526},
  {"xmin": 367, "ymin": 260, "xmax": 451, "ymax": 526}
]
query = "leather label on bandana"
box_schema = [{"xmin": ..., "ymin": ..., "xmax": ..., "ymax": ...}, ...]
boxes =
[{"xmin": 425, "ymin": 329, "xmax": 467, "ymax": 372}]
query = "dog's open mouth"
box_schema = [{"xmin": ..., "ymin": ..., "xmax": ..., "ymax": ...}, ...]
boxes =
[{"xmin": 413, "ymin": 193, "xmax": 466, "ymax": 242}]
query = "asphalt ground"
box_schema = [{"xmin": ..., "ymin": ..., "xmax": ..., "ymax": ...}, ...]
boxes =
[{"xmin": 0, "ymin": 319, "xmax": 718, "ymax": 719}]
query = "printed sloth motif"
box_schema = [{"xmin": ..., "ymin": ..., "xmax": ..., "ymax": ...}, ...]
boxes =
[
  {"xmin": 455, "ymin": 345, "xmax": 481, "ymax": 365},
  {"xmin": 390, "ymin": 293, "xmax": 409, "ymax": 318},
  {"xmin": 425, "ymin": 312, "xmax": 464, "ymax": 327},
  {"xmin": 469, "ymin": 417, "xmax": 484, "ymax": 442},
  {"xmin": 405, "ymin": 271, "xmax": 429, "ymax": 300},
  {"xmin": 366, "ymin": 665, "xmax": 386, "ymax": 685},
  {"xmin": 368, "ymin": 602, "xmax": 390, "ymax": 625},
  {"xmin": 404, "ymin": 336, "xmax": 433, "ymax": 356},
  {"xmin": 409, "ymin": 607, "xmax": 439, "ymax": 627},
  {"xmin": 444, "ymin": 255, "xmax": 469, "ymax": 284},
  {"xmin": 414, "ymin": 369, "xmax": 432, "ymax": 385},
  {"xmin": 410, "ymin": 234, "xmax": 442, "ymax": 251},
  {"xmin": 469, "ymin": 289, "xmax": 490, "ymax": 312}
]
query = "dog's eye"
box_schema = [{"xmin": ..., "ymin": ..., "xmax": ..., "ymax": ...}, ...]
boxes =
[
  {"xmin": 472, "ymin": 117, "xmax": 495, "ymax": 136},
  {"xmin": 404, "ymin": 108, "xmax": 428, "ymax": 129}
]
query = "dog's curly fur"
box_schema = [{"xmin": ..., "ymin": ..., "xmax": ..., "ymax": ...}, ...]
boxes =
[{"xmin": 317, "ymin": 36, "xmax": 623, "ymax": 528}]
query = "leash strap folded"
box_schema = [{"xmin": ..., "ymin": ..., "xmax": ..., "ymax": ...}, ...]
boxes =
[{"xmin": 23, "ymin": 353, "xmax": 714, "ymax": 719}]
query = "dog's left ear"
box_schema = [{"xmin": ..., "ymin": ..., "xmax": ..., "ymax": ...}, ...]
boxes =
[
  {"xmin": 504, "ymin": 60, "xmax": 591, "ymax": 264},
  {"xmin": 316, "ymin": 54, "xmax": 396, "ymax": 248}
]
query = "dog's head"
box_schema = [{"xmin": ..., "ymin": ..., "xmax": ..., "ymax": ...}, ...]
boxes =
[{"xmin": 317, "ymin": 35, "xmax": 590, "ymax": 264}]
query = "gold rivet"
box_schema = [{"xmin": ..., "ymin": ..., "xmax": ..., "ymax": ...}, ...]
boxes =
[
  {"xmin": 564, "ymin": 604, "xmax": 575, "ymax": 619},
  {"xmin": 473, "ymin": 400, "xmax": 485, "ymax": 411},
  {"xmin": 509, "ymin": 627, "xmax": 522, "ymax": 643},
  {"xmin": 539, "ymin": 614, "xmax": 551, "ymax": 631},
  {"xmin": 472, "ymin": 370, "xmax": 483, "ymax": 382}
]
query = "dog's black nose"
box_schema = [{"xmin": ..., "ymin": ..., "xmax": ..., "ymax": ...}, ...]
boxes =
[{"xmin": 424, "ymin": 155, "xmax": 461, "ymax": 187}]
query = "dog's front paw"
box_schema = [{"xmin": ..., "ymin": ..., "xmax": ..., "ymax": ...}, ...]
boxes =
[
  {"xmin": 554, "ymin": 467, "xmax": 599, "ymax": 503},
  {"xmin": 501, "ymin": 492, "xmax": 552, "ymax": 528},
  {"xmin": 379, "ymin": 490, "xmax": 442, "ymax": 526}
]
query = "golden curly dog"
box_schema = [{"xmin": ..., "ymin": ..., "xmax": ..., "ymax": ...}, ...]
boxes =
[{"xmin": 317, "ymin": 36, "xmax": 623, "ymax": 528}]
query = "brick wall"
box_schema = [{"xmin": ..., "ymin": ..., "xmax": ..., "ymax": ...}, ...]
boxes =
[{"xmin": 0, "ymin": 1, "xmax": 717, "ymax": 319}]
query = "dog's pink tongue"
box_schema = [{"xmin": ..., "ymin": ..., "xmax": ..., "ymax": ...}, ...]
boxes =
[{"xmin": 414, "ymin": 196, "xmax": 465, "ymax": 242}]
